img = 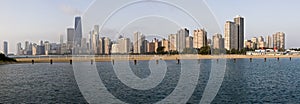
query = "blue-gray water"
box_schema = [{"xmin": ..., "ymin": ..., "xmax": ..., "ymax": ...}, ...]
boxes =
[{"xmin": 0, "ymin": 58, "xmax": 300, "ymax": 103}]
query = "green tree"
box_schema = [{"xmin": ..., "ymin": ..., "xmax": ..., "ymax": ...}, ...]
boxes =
[{"xmin": 198, "ymin": 46, "xmax": 211, "ymax": 55}]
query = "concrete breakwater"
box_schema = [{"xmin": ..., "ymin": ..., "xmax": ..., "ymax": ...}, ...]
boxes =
[{"xmin": 15, "ymin": 55, "xmax": 300, "ymax": 64}]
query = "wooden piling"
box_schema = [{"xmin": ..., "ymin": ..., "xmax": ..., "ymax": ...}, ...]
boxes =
[{"xmin": 134, "ymin": 60, "xmax": 137, "ymax": 65}]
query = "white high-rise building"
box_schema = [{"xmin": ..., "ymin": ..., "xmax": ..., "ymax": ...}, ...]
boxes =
[
  {"xmin": 133, "ymin": 32, "xmax": 146, "ymax": 54},
  {"xmin": 212, "ymin": 33, "xmax": 224, "ymax": 49},
  {"xmin": 168, "ymin": 34, "xmax": 176, "ymax": 51},
  {"xmin": 224, "ymin": 15, "xmax": 245, "ymax": 51},
  {"xmin": 104, "ymin": 37, "xmax": 111, "ymax": 55},
  {"xmin": 273, "ymin": 32, "xmax": 285, "ymax": 50},
  {"xmin": 224, "ymin": 21, "xmax": 238, "ymax": 50},
  {"xmin": 265, "ymin": 35, "xmax": 272, "ymax": 48},
  {"xmin": 91, "ymin": 25, "xmax": 99, "ymax": 54},
  {"xmin": 17, "ymin": 42, "xmax": 22, "ymax": 55},
  {"xmin": 117, "ymin": 37, "xmax": 131, "ymax": 54},
  {"xmin": 186, "ymin": 36, "xmax": 193, "ymax": 48},
  {"xmin": 193, "ymin": 29, "xmax": 207, "ymax": 49},
  {"xmin": 176, "ymin": 28, "xmax": 189, "ymax": 52}
]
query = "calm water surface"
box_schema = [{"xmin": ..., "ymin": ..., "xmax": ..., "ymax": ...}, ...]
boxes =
[{"xmin": 0, "ymin": 58, "xmax": 300, "ymax": 103}]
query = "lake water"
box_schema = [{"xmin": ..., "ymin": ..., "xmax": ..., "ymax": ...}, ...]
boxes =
[{"xmin": 0, "ymin": 58, "xmax": 300, "ymax": 103}]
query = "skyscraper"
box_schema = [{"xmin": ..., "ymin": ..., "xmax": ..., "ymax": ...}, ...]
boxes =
[
  {"xmin": 98, "ymin": 37, "xmax": 104, "ymax": 55},
  {"xmin": 265, "ymin": 35, "xmax": 272, "ymax": 48},
  {"xmin": 104, "ymin": 37, "xmax": 111, "ymax": 55},
  {"xmin": 234, "ymin": 15, "xmax": 244, "ymax": 51},
  {"xmin": 17, "ymin": 42, "xmax": 22, "ymax": 55},
  {"xmin": 91, "ymin": 25, "xmax": 99, "ymax": 54},
  {"xmin": 212, "ymin": 34, "xmax": 224, "ymax": 49},
  {"xmin": 117, "ymin": 37, "xmax": 131, "ymax": 54},
  {"xmin": 74, "ymin": 16, "xmax": 82, "ymax": 47},
  {"xmin": 186, "ymin": 36, "xmax": 193, "ymax": 48},
  {"xmin": 161, "ymin": 39, "xmax": 169, "ymax": 52},
  {"xmin": 60, "ymin": 34, "xmax": 64, "ymax": 44},
  {"xmin": 193, "ymin": 29, "xmax": 207, "ymax": 49},
  {"xmin": 257, "ymin": 36, "xmax": 265, "ymax": 49},
  {"xmin": 224, "ymin": 21, "xmax": 237, "ymax": 50},
  {"xmin": 147, "ymin": 41, "xmax": 156, "ymax": 53},
  {"xmin": 3, "ymin": 41, "xmax": 8, "ymax": 55},
  {"xmin": 168, "ymin": 34, "xmax": 176, "ymax": 51},
  {"xmin": 251, "ymin": 37, "xmax": 258, "ymax": 49},
  {"xmin": 176, "ymin": 28, "xmax": 189, "ymax": 52},
  {"xmin": 273, "ymin": 32, "xmax": 285, "ymax": 50},
  {"xmin": 67, "ymin": 28, "xmax": 75, "ymax": 49},
  {"xmin": 224, "ymin": 16, "xmax": 245, "ymax": 51},
  {"xmin": 133, "ymin": 32, "xmax": 146, "ymax": 54}
]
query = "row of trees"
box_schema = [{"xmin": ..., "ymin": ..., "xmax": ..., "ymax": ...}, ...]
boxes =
[
  {"xmin": 128, "ymin": 46, "xmax": 286, "ymax": 55},
  {"xmin": 0, "ymin": 54, "xmax": 16, "ymax": 62},
  {"xmin": 129, "ymin": 46, "xmax": 253, "ymax": 55}
]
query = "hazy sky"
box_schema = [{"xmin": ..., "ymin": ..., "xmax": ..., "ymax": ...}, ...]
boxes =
[{"xmin": 1, "ymin": 0, "xmax": 300, "ymax": 54}]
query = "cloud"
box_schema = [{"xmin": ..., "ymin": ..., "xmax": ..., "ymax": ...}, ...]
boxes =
[{"xmin": 60, "ymin": 4, "xmax": 82, "ymax": 16}]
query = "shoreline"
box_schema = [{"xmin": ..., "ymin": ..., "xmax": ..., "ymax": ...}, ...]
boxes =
[{"xmin": 15, "ymin": 55, "xmax": 300, "ymax": 63}]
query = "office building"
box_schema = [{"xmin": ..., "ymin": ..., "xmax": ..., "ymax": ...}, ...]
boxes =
[
  {"xmin": 224, "ymin": 16, "xmax": 245, "ymax": 51},
  {"xmin": 186, "ymin": 36, "xmax": 193, "ymax": 48},
  {"xmin": 265, "ymin": 35, "xmax": 272, "ymax": 48},
  {"xmin": 74, "ymin": 16, "xmax": 82, "ymax": 47},
  {"xmin": 193, "ymin": 29, "xmax": 207, "ymax": 49},
  {"xmin": 234, "ymin": 15, "xmax": 244, "ymax": 51},
  {"xmin": 3, "ymin": 41, "xmax": 8, "ymax": 55},
  {"xmin": 133, "ymin": 32, "xmax": 146, "ymax": 54},
  {"xmin": 273, "ymin": 32, "xmax": 285, "ymax": 50},
  {"xmin": 104, "ymin": 37, "xmax": 111, "ymax": 55},
  {"xmin": 212, "ymin": 34, "xmax": 224, "ymax": 49},
  {"xmin": 161, "ymin": 39, "xmax": 169, "ymax": 52},
  {"xmin": 168, "ymin": 34, "xmax": 176, "ymax": 51},
  {"xmin": 147, "ymin": 41, "xmax": 156, "ymax": 53},
  {"xmin": 98, "ymin": 37, "xmax": 104, "ymax": 55},
  {"xmin": 224, "ymin": 21, "xmax": 237, "ymax": 50},
  {"xmin": 17, "ymin": 42, "xmax": 22, "ymax": 55},
  {"xmin": 91, "ymin": 25, "xmax": 99, "ymax": 54},
  {"xmin": 117, "ymin": 37, "xmax": 131, "ymax": 54},
  {"xmin": 67, "ymin": 28, "xmax": 75, "ymax": 46},
  {"xmin": 176, "ymin": 28, "xmax": 189, "ymax": 52}
]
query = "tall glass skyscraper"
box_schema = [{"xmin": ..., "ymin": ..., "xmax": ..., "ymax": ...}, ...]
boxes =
[
  {"xmin": 3, "ymin": 41, "xmax": 8, "ymax": 55},
  {"xmin": 74, "ymin": 16, "xmax": 82, "ymax": 47}
]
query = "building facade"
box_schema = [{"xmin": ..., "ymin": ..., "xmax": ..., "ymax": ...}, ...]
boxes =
[
  {"xmin": 193, "ymin": 29, "xmax": 207, "ymax": 49},
  {"xmin": 176, "ymin": 28, "xmax": 189, "ymax": 52},
  {"xmin": 133, "ymin": 32, "xmax": 146, "ymax": 54},
  {"xmin": 273, "ymin": 32, "xmax": 285, "ymax": 50},
  {"xmin": 212, "ymin": 34, "xmax": 224, "ymax": 49},
  {"xmin": 3, "ymin": 41, "xmax": 8, "ymax": 55},
  {"xmin": 168, "ymin": 34, "xmax": 176, "ymax": 51},
  {"xmin": 224, "ymin": 16, "xmax": 244, "ymax": 51}
]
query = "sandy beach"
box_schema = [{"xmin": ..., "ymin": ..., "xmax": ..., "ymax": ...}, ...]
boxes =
[{"xmin": 15, "ymin": 54, "xmax": 300, "ymax": 63}]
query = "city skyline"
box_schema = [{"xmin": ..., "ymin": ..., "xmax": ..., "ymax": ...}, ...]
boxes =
[
  {"xmin": 10, "ymin": 15, "xmax": 286, "ymax": 56},
  {"xmin": 1, "ymin": 0, "xmax": 300, "ymax": 53}
]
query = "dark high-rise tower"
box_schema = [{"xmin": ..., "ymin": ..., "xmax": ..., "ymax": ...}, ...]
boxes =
[
  {"xmin": 234, "ymin": 15, "xmax": 244, "ymax": 51},
  {"xmin": 74, "ymin": 16, "xmax": 82, "ymax": 47},
  {"xmin": 224, "ymin": 15, "xmax": 244, "ymax": 51},
  {"xmin": 3, "ymin": 41, "xmax": 8, "ymax": 55}
]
